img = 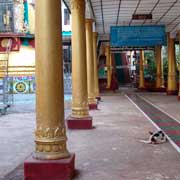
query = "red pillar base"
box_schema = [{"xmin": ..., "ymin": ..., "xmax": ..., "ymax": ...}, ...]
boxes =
[
  {"xmin": 167, "ymin": 90, "xmax": 178, "ymax": 95},
  {"xmin": 155, "ymin": 87, "xmax": 166, "ymax": 92},
  {"xmin": 24, "ymin": 153, "xmax": 75, "ymax": 180},
  {"xmin": 89, "ymin": 103, "xmax": 98, "ymax": 110},
  {"xmin": 138, "ymin": 87, "xmax": 146, "ymax": 91},
  {"xmin": 66, "ymin": 116, "xmax": 93, "ymax": 129},
  {"xmin": 178, "ymin": 96, "xmax": 180, "ymax": 101},
  {"xmin": 96, "ymin": 96, "xmax": 101, "ymax": 101}
]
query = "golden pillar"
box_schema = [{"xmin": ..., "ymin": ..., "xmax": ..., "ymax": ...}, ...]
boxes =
[
  {"xmin": 167, "ymin": 33, "xmax": 177, "ymax": 95},
  {"xmin": 178, "ymin": 30, "xmax": 180, "ymax": 100},
  {"xmin": 178, "ymin": 64, "xmax": 180, "ymax": 100},
  {"xmin": 34, "ymin": 0, "xmax": 69, "ymax": 160},
  {"xmin": 24, "ymin": 2, "xmax": 74, "ymax": 179},
  {"xmin": 93, "ymin": 32, "xmax": 100, "ymax": 99},
  {"xmin": 86, "ymin": 19, "xmax": 97, "ymax": 107},
  {"xmin": 105, "ymin": 45, "xmax": 111, "ymax": 89},
  {"xmin": 67, "ymin": 0, "xmax": 92, "ymax": 129},
  {"xmin": 110, "ymin": 53, "xmax": 113, "ymax": 82},
  {"xmin": 155, "ymin": 45, "xmax": 164, "ymax": 89},
  {"xmin": 139, "ymin": 50, "xmax": 145, "ymax": 89}
]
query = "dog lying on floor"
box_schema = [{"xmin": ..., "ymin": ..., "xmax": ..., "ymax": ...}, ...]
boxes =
[{"xmin": 140, "ymin": 130, "xmax": 167, "ymax": 144}]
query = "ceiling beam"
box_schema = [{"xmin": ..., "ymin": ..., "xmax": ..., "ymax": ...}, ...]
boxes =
[
  {"xmin": 129, "ymin": 0, "xmax": 142, "ymax": 26},
  {"xmin": 155, "ymin": 0, "xmax": 178, "ymax": 24},
  {"xmin": 170, "ymin": 21, "xmax": 180, "ymax": 32},
  {"xmin": 100, "ymin": 0, "xmax": 105, "ymax": 34},
  {"xmin": 167, "ymin": 14, "xmax": 180, "ymax": 27},
  {"xmin": 62, "ymin": 0, "xmax": 71, "ymax": 14},
  {"xmin": 142, "ymin": 0, "xmax": 160, "ymax": 25},
  {"xmin": 116, "ymin": 0, "xmax": 122, "ymax": 26},
  {"xmin": 87, "ymin": 0, "xmax": 96, "ymax": 20}
]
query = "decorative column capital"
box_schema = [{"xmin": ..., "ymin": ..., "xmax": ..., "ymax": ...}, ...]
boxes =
[
  {"xmin": 85, "ymin": 18, "xmax": 94, "ymax": 24},
  {"xmin": 93, "ymin": 32, "xmax": 98, "ymax": 38},
  {"xmin": 105, "ymin": 44, "xmax": 110, "ymax": 48},
  {"xmin": 70, "ymin": 0, "xmax": 85, "ymax": 11}
]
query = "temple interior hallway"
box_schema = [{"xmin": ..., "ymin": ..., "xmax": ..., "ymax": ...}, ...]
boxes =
[{"xmin": 1, "ymin": 92, "xmax": 180, "ymax": 180}]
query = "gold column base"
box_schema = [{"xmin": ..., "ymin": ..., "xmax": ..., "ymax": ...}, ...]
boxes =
[
  {"xmin": 72, "ymin": 107, "xmax": 89, "ymax": 118},
  {"xmin": 156, "ymin": 84, "xmax": 165, "ymax": 89},
  {"xmin": 34, "ymin": 150, "xmax": 70, "ymax": 160},
  {"xmin": 156, "ymin": 73, "xmax": 164, "ymax": 88},
  {"xmin": 88, "ymin": 97, "xmax": 97, "ymax": 105},
  {"xmin": 71, "ymin": 101, "xmax": 89, "ymax": 118},
  {"xmin": 178, "ymin": 90, "xmax": 180, "ymax": 97},
  {"xmin": 167, "ymin": 74, "xmax": 177, "ymax": 91},
  {"xmin": 34, "ymin": 127, "xmax": 70, "ymax": 160},
  {"xmin": 178, "ymin": 81, "xmax": 180, "ymax": 99}
]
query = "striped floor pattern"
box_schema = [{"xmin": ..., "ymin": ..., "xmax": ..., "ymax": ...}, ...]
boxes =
[{"xmin": 127, "ymin": 93, "xmax": 180, "ymax": 150}]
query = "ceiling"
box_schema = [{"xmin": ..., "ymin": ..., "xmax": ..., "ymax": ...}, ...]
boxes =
[{"xmin": 64, "ymin": 0, "xmax": 180, "ymax": 36}]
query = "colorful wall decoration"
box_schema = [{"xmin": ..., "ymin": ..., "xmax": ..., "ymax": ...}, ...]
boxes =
[
  {"xmin": 14, "ymin": 0, "xmax": 27, "ymax": 33},
  {"xmin": 8, "ymin": 76, "xmax": 35, "ymax": 94},
  {"xmin": 0, "ymin": 37, "xmax": 20, "ymax": 52}
]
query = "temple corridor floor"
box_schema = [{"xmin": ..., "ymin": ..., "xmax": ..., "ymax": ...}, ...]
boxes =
[{"xmin": 0, "ymin": 92, "xmax": 180, "ymax": 180}]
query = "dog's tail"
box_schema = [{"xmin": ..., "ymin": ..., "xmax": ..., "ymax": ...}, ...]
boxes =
[{"xmin": 139, "ymin": 140, "xmax": 152, "ymax": 144}]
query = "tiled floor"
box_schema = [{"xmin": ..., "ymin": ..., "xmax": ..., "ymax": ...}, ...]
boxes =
[{"xmin": 1, "ymin": 92, "xmax": 180, "ymax": 180}]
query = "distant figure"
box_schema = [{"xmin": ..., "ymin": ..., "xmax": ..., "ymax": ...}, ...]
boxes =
[
  {"xmin": 110, "ymin": 70, "xmax": 119, "ymax": 92},
  {"xmin": 130, "ymin": 72, "xmax": 136, "ymax": 87}
]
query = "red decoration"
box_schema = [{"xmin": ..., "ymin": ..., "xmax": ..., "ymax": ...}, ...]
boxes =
[
  {"xmin": 24, "ymin": 154, "xmax": 75, "ymax": 180},
  {"xmin": 0, "ymin": 37, "xmax": 20, "ymax": 52},
  {"xmin": 89, "ymin": 103, "xmax": 98, "ymax": 110},
  {"xmin": 29, "ymin": 39, "xmax": 35, "ymax": 48},
  {"xmin": 67, "ymin": 116, "xmax": 93, "ymax": 129}
]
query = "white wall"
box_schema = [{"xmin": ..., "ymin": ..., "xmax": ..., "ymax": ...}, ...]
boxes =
[{"xmin": 61, "ymin": 2, "xmax": 71, "ymax": 32}]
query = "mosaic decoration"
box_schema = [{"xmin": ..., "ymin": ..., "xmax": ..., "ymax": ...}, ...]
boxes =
[
  {"xmin": 8, "ymin": 76, "xmax": 36, "ymax": 94},
  {"xmin": 6, "ymin": 75, "xmax": 72, "ymax": 94},
  {"xmin": 15, "ymin": 82, "xmax": 27, "ymax": 93},
  {"xmin": 14, "ymin": 0, "xmax": 28, "ymax": 33}
]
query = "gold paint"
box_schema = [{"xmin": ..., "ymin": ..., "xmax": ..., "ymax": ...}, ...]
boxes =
[
  {"xmin": 86, "ymin": 19, "xmax": 96, "ymax": 104},
  {"xmin": 167, "ymin": 33, "xmax": 177, "ymax": 92},
  {"xmin": 93, "ymin": 32, "xmax": 100, "ymax": 98},
  {"xmin": 155, "ymin": 46, "xmax": 164, "ymax": 88},
  {"xmin": 71, "ymin": 0, "xmax": 89, "ymax": 118},
  {"xmin": 139, "ymin": 50, "xmax": 145, "ymax": 89},
  {"xmin": 110, "ymin": 53, "xmax": 113, "ymax": 83},
  {"xmin": 35, "ymin": 0, "xmax": 69, "ymax": 160},
  {"xmin": 178, "ymin": 31, "xmax": 180, "ymax": 97},
  {"xmin": 70, "ymin": 0, "xmax": 84, "ymax": 11},
  {"xmin": 105, "ymin": 45, "xmax": 111, "ymax": 88},
  {"xmin": 177, "ymin": 64, "xmax": 180, "ymax": 97},
  {"xmin": 1, "ymin": 39, "xmax": 9, "ymax": 48}
]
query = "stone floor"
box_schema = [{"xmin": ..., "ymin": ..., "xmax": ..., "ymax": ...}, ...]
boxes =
[{"xmin": 0, "ymin": 91, "xmax": 180, "ymax": 180}]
